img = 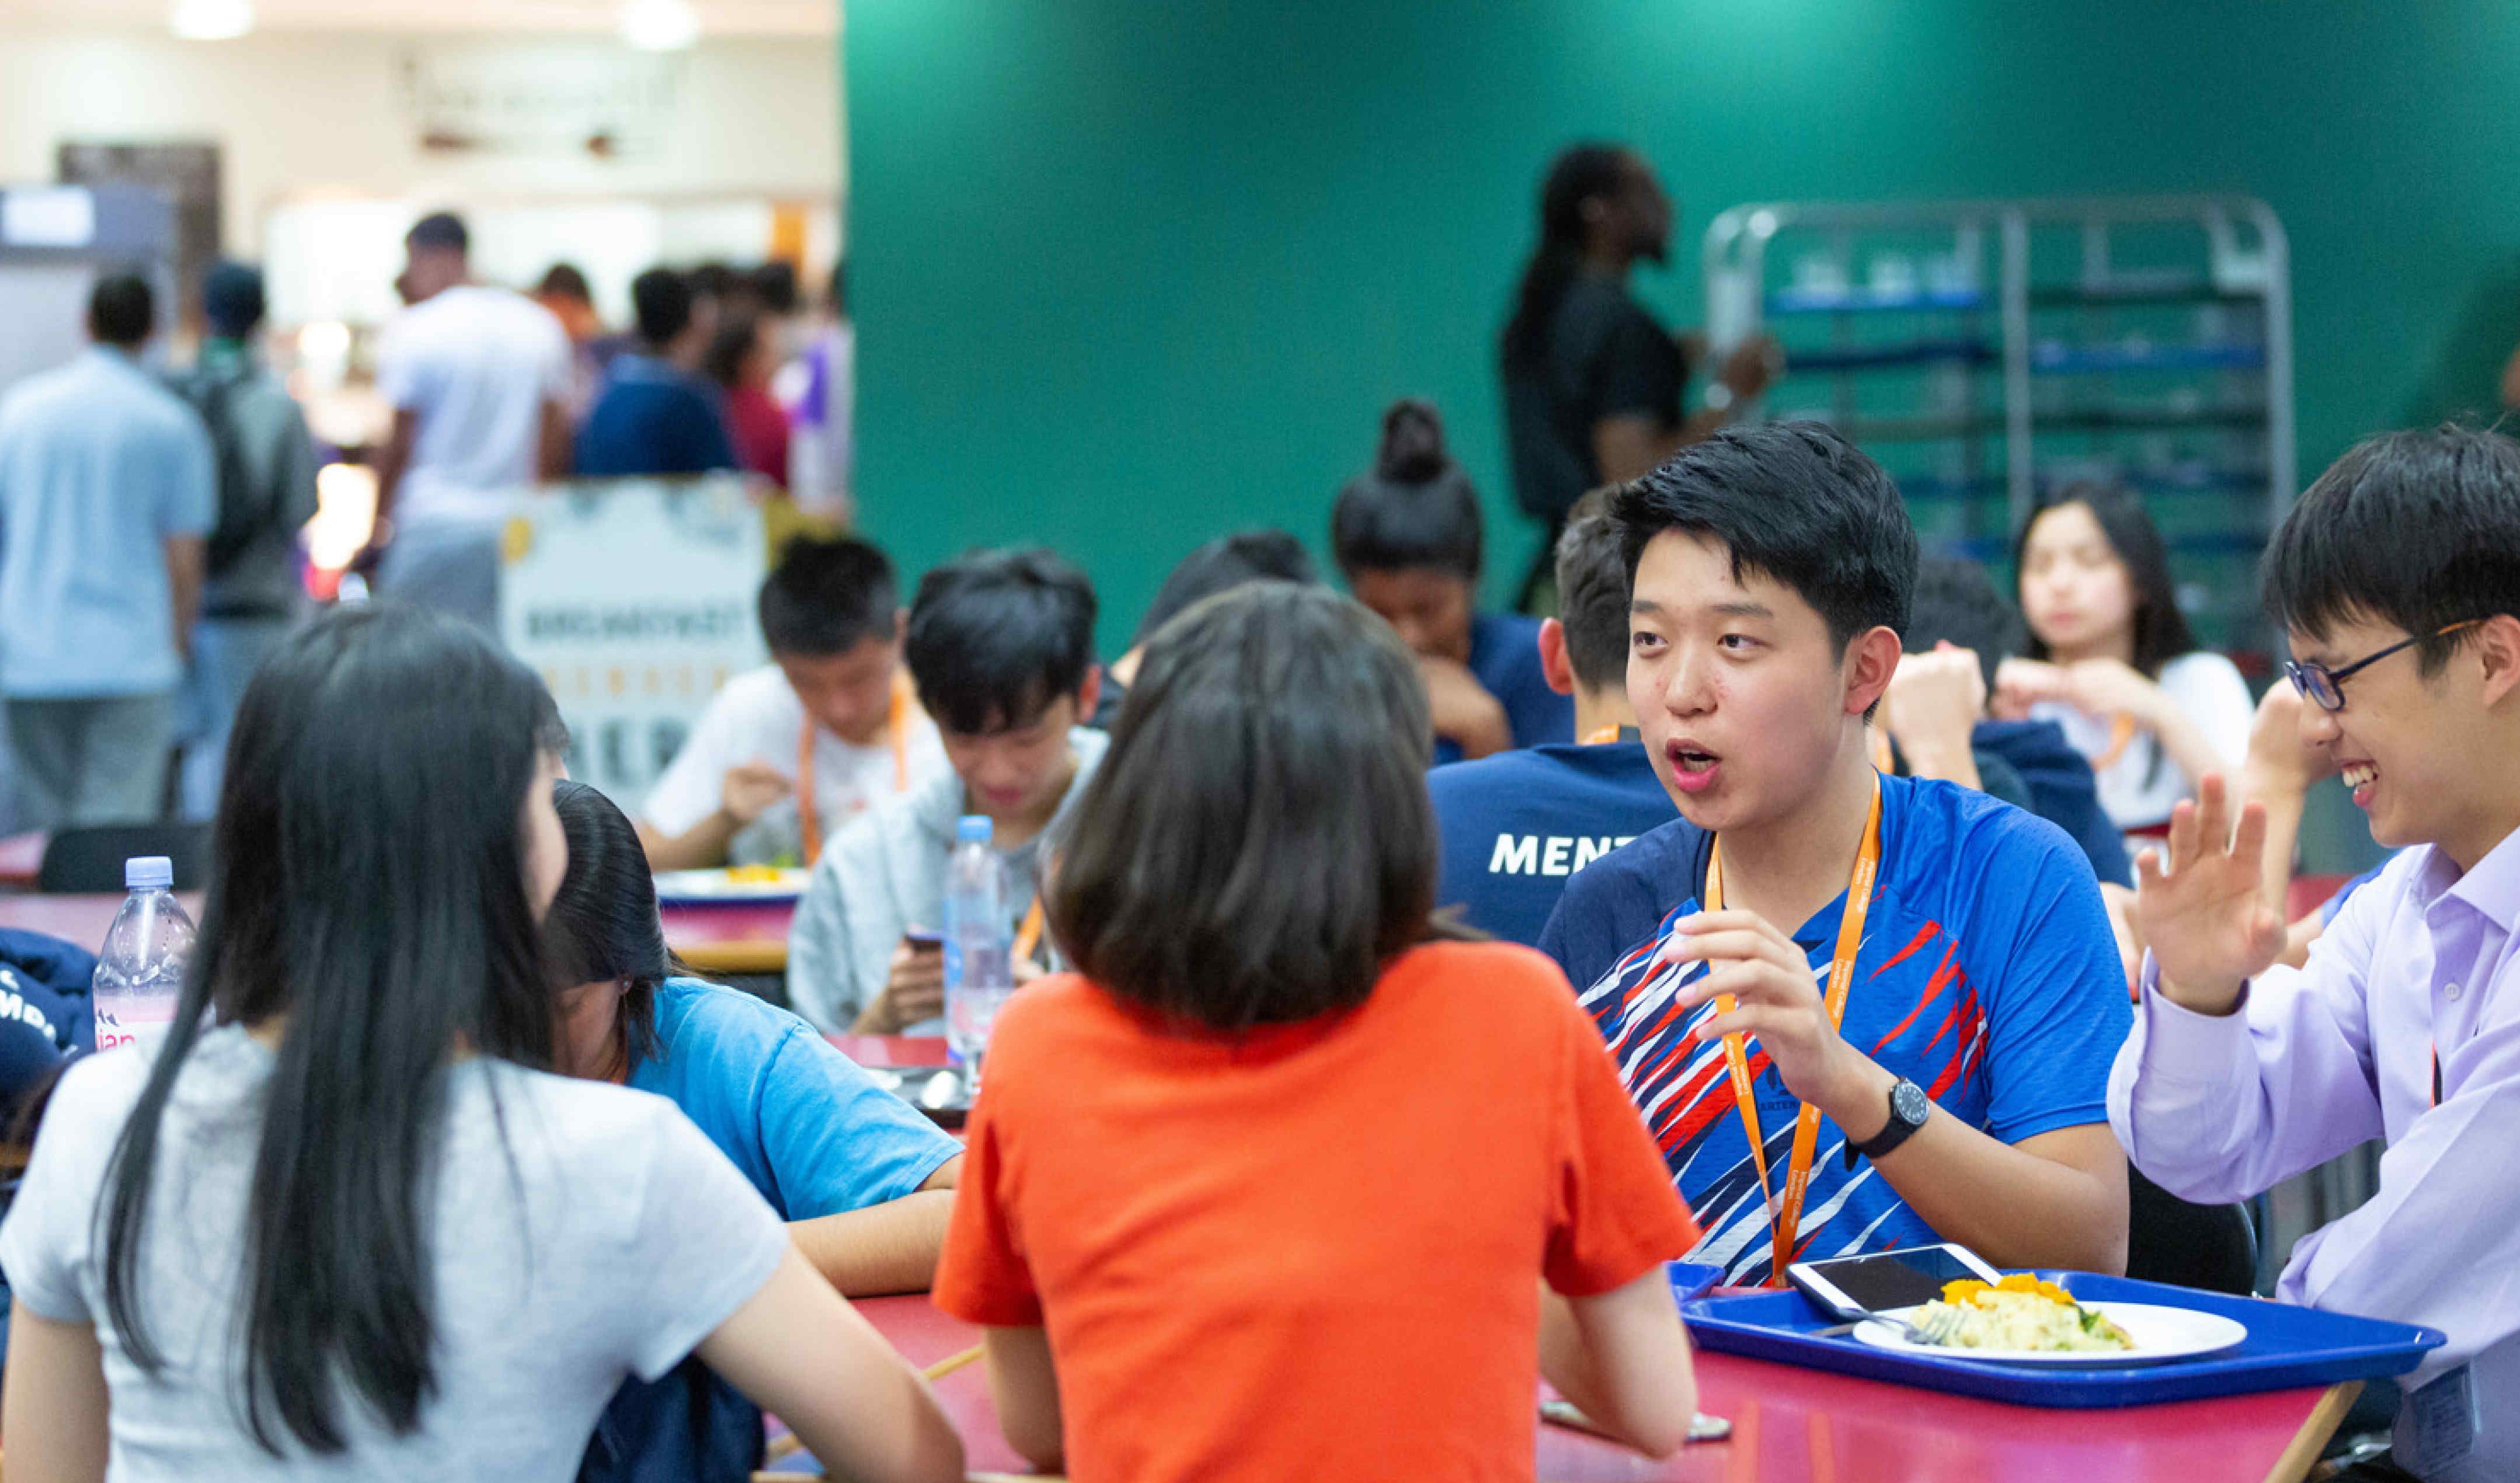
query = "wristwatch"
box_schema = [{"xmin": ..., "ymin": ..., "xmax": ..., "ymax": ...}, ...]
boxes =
[{"xmin": 1845, "ymin": 1077, "xmax": 1932, "ymax": 1168}]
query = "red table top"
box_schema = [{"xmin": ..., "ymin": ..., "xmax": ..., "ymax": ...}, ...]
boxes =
[
  {"xmin": 807, "ymin": 1296, "xmax": 2351, "ymax": 1483},
  {"xmin": 0, "ymin": 830, "xmax": 46, "ymax": 888},
  {"xmin": 0, "ymin": 890, "xmax": 198, "ymax": 949}
]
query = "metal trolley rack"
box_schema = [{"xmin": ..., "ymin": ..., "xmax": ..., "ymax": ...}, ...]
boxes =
[{"xmin": 1704, "ymin": 195, "xmax": 2293, "ymax": 667}]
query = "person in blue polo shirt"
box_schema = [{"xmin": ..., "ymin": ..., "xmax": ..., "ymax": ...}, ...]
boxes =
[
  {"xmin": 1537, "ymin": 423, "xmax": 2131, "ymax": 1287},
  {"xmin": 544, "ymin": 780, "xmax": 962, "ymax": 1483},
  {"xmin": 1429, "ymin": 490, "xmax": 1672, "ymax": 944},
  {"xmin": 574, "ymin": 267, "xmax": 739, "ymax": 478},
  {"xmin": 1333, "ymin": 399, "xmax": 1571, "ymax": 764}
]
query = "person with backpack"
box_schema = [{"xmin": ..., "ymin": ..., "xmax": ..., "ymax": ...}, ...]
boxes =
[{"xmin": 165, "ymin": 262, "xmax": 321, "ymax": 821}]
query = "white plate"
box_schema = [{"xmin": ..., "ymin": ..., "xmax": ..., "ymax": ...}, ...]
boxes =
[
  {"xmin": 1851, "ymin": 1301, "xmax": 2248, "ymax": 1367},
  {"xmin": 653, "ymin": 868, "xmax": 811, "ymax": 904}
]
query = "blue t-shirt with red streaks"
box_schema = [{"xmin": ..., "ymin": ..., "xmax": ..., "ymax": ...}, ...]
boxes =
[{"xmin": 1535, "ymin": 771, "xmax": 2129, "ymax": 1285}]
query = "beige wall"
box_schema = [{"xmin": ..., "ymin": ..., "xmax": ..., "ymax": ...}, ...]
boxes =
[{"xmin": 0, "ymin": 25, "xmax": 841, "ymax": 254}]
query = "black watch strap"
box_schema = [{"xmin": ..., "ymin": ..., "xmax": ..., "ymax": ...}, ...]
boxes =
[{"xmin": 1845, "ymin": 1077, "xmax": 1931, "ymax": 1169}]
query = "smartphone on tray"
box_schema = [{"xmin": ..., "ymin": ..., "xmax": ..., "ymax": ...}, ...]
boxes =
[{"xmin": 1785, "ymin": 1243, "xmax": 2003, "ymax": 1323}]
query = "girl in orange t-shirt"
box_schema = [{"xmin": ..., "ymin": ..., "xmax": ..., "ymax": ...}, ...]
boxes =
[{"xmin": 932, "ymin": 583, "xmax": 1702, "ymax": 1483}]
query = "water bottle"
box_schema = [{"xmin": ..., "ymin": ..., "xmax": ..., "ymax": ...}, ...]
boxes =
[
  {"xmin": 942, "ymin": 815, "xmax": 1014, "ymax": 1082},
  {"xmin": 93, "ymin": 856, "xmax": 194, "ymax": 1055}
]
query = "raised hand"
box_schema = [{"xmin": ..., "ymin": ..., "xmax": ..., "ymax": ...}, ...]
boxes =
[
  {"xmin": 1991, "ymin": 656, "xmax": 2069, "ymax": 720},
  {"xmin": 1665, "ymin": 908, "xmax": 1885, "ymax": 1125},
  {"xmin": 2133, "ymin": 774, "xmax": 2285, "ymax": 1014},
  {"xmin": 720, "ymin": 761, "xmax": 793, "ymax": 826}
]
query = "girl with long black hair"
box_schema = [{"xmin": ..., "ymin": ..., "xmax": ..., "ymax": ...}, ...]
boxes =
[{"xmin": 0, "ymin": 605, "xmax": 960, "ymax": 1483}]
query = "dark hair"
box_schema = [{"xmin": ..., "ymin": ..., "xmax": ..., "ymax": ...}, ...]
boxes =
[
  {"xmin": 404, "ymin": 211, "xmax": 468, "ymax": 256},
  {"xmin": 2265, "ymin": 424, "xmax": 2520, "ymax": 674},
  {"xmin": 88, "ymin": 272, "xmax": 154, "ymax": 347},
  {"xmin": 544, "ymin": 780, "xmax": 666, "ymax": 1073},
  {"xmin": 758, "ymin": 535, "xmax": 899, "ymax": 658},
  {"xmin": 1554, "ymin": 488, "xmax": 1630, "ymax": 692},
  {"xmin": 687, "ymin": 261, "xmax": 741, "ymax": 306},
  {"xmin": 1906, "ymin": 554, "xmax": 2025, "ymax": 699},
  {"xmin": 201, "ymin": 260, "xmax": 265, "ymax": 340},
  {"xmin": 1050, "ymin": 583, "xmax": 1460, "ymax": 1030},
  {"xmin": 2015, "ymin": 483, "xmax": 2197, "ymax": 677},
  {"xmin": 703, "ymin": 310, "xmax": 764, "ymax": 389},
  {"xmin": 749, "ymin": 261, "xmax": 800, "ymax": 316},
  {"xmin": 1330, "ymin": 399, "xmax": 1484, "ymax": 583},
  {"xmin": 631, "ymin": 267, "xmax": 695, "ymax": 349},
  {"xmin": 906, "ymin": 548, "xmax": 1097, "ymax": 736},
  {"xmin": 101, "ymin": 605, "xmax": 566, "ymax": 1456},
  {"xmin": 1501, "ymin": 144, "xmax": 1633, "ymax": 374},
  {"xmin": 1130, "ymin": 529, "xmax": 1318, "ymax": 649},
  {"xmin": 535, "ymin": 263, "xmax": 592, "ymax": 302},
  {"xmin": 1613, "ymin": 420, "xmax": 1917, "ymax": 650}
]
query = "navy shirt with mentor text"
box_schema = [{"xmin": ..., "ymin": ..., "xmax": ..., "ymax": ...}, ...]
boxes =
[{"xmin": 1429, "ymin": 741, "xmax": 1673, "ymax": 946}]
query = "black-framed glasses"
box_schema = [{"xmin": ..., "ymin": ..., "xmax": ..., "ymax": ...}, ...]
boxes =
[{"xmin": 2283, "ymin": 620, "xmax": 2483, "ymax": 712}]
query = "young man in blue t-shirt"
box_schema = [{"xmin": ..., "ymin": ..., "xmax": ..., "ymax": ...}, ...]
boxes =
[
  {"xmin": 1537, "ymin": 423, "xmax": 2132, "ymax": 1286},
  {"xmin": 1430, "ymin": 492, "xmax": 1672, "ymax": 945},
  {"xmin": 1333, "ymin": 399, "xmax": 1572, "ymax": 764}
]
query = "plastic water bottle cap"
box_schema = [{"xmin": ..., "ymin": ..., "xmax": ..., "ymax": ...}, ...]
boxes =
[
  {"xmin": 124, "ymin": 856, "xmax": 174, "ymax": 892},
  {"xmin": 955, "ymin": 815, "xmax": 993, "ymax": 845}
]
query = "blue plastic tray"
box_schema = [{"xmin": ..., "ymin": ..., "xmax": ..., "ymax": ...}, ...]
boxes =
[
  {"xmin": 1667, "ymin": 1261, "xmax": 1726, "ymax": 1304},
  {"xmin": 1681, "ymin": 1271, "xmax": 2442, "ymax": 1408}
]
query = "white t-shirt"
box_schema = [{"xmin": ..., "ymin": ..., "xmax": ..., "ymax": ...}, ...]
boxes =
[
  {"xmin": 642, "ymin": 665, "xmax": 949, "ymax": 866},
  {"xmin": 375, "ymin": 286, "xmax": 572, "ymax": 527},
  {"xmin": 2034, "ymin": 650, "xmax": 2254, "ymax": 838},
  {"xmin": 0, "ymin": 1028, "xmax": 788, "ymax": 1483}
]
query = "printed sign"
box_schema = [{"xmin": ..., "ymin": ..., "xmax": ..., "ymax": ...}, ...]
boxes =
[{"xmin": 500, "ymin": 477, "xmax": 768, "ymax": 806}]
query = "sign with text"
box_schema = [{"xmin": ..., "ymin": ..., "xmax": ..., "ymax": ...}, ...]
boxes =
[{"xmin": 500, "ymin": 477, "xmax": 767, "ymax": 807}]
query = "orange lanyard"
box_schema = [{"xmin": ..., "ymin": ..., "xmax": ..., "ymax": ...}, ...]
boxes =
[
  {"xmin": 2089, "ymin": 712, "xmax": 2139, "ymax": 772},
  {"xmin": 1703, "ymin": 773, "xmax": 1884, "ymax": 1284},
  {"xmin": 796, "ymin": 673, "xmax": 913, "ymax": 868},
  {"xmin": 1582, "ymin": 724, "xmax": 1624, "ymax": 746},
  {"xmin": 1012, "ymin": 896, "xmax": 1045, "ymax": 962}
]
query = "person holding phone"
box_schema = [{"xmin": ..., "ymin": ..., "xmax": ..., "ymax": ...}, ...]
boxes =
[
  {"xmin": 935, "ymin": 583, "xmax": 1703, "ymax": 1480},
  {"xmin": 787, "ymin": 549, "xmax": 1106, "ymax": 1035}
]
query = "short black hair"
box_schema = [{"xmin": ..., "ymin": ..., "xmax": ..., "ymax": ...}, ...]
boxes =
[
  {"xmin": 757, "ymin": 535, "xmax": 899, "ymax": 659},
  {"xmin": 1553, "ymin": 488, "xmax": 1629, "ymax": 692},
  {"xmin": 2016, "ymin": 483, "xmax": 2197, "ymax": 677},
  {"xmin": 687, "ymin": 261, "xmax": 741, "ymax": 305},
  {"xmin": 2265, "ymin": 424, "xmax": 2520, "ymax": 674},
  {"xmin": 703, "ymin": 311, "xmax": 761, "ymax": 388},
  {"xmin": 202, "ymin": 260, "xmax": 265, "ymax": 339},
  {"xmin": 88, "ymin": 272, "xmax": 154, "ymax": 347},
  {"xmin": 1130, "ymin": 529, "xmax": 1318, "ymax": 649},
  {"xmin": 1906, "ymin": 553, "xmax": 2025, "ymax": 699},
  {"xmin": 1612, "ymin": 420, "xmax": 1917, "ymax": 651},
  {"xmin": 1331, "ymin": 399, "xmax": 1483, "ymax": 583},
  {"xmin": 404, "ymin": 211, "xmax": 468, "ymax": 255},
  {"xmin": 544, "ymin": 779, "xmax": 667, "ymax": 1073},
  {"xmin": 1050, "ymin": 583, "xmax": 1463, "ymax": 1031},
  {"xmin": 535, "ymin": 263, "xmax": 591, "ymax": 302},
  {"xmin": 749, "ymin": 261, "xmax": 800, "ymax": 316},
  {"xmin": 630, "ymin": 267, "xmax": 695, "ymax": 349},
  {"xmin": 906, "ymin": 548, "xmax": 1098, "ymax": 735}
]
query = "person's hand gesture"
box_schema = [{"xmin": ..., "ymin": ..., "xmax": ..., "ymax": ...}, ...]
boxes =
[
  {"xmin": 1419, "ymin": 656, "xmax": 1512, "ymax": 760},
  {"xmin": 2134, "ymin": 774, "xmax": 2285, "ymax": 1015},
  {"xmin": 1991, "ymin": 656, "xmax": 2069, "ymax": 719},
  {"xmin": 2062, "ymin": 657, "xmax": 2167, "ymax": 730},
  {"xmin": 720, "ymin": 761, "xmax": 793, "ymax": 826},
  {"xmin": 1666, "ymin": 908, "xmax": 1875, "ymax": 1119},
  {"xmin": 1883, "ymin": 643, "xmax": 1988, "ymax": 760}
]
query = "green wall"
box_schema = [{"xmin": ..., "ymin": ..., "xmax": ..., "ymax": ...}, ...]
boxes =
[{"xmin": 844, "ymin": 0, "xmax": 2520, "ymax": 649}]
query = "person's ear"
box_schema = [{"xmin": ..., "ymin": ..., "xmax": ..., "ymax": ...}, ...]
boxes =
[
  {"xmin": 1075, "ymin": 664, "xmax": 1104, "ymax": 721},
  {"xmin": 1844, "ymin": 626, "xmax": 1905, "ymax": 718},
  {"xmin": 1537, "ymin": 618, "xmax": 1576, "ymax": 697},
  {"xmin": 2472, "ymin": 614, "xmax": 2520, "ymax": 710}
]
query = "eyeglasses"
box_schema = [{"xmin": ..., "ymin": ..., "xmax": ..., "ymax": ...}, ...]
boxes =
[{"xmin": 2283, "ymin": 620, "xmax": 2483, "ymax": 712}]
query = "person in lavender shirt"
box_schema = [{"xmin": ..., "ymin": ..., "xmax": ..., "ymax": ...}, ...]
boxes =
[{"xmin": 2109, "ymin": 425, "xmax": 2520, "ymax": 1483}]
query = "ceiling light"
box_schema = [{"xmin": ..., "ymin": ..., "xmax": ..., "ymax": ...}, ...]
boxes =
[
  {"xmin": 620, "ymin": 0, "xmax": 701, "ymax": 51},
  {"xmin": 169, "ymin": 0, "xmax": 253, "ymax": 40}
]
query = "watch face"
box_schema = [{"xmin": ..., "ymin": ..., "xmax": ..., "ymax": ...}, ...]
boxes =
[{"xmin": 1891, "ymin": 1080, "xmax": 1933, "ymax": 1127}]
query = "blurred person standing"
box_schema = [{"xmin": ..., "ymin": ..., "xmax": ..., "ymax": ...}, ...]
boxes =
[
  {"xmin": 0, "ymin": 273, "xmax": 214, "ymax": 827},
  {"xmin": 784, "ymin": 262, "xmax": 854, "ymax": 521},
  {"xmin": 706, "ymin": 311, "xmax": 791, "ymax": 487},
  {"xmin": 1499, "ymin": 144, "xmax": 1777, "ymax": 608},
  {"xmin": 533, "ymin": 262, "xmax": 616, "ymax": 420},
  {"xmin": 367, "ymin": 212, "xmax": 572, "ymax": 631},
  {"xmin": 163, "ymin": 262, "xmax": 321, "ymax": 821},
  {"xmin": 576, "ymin": 268, "xmax": 739, "ymax": 478}
]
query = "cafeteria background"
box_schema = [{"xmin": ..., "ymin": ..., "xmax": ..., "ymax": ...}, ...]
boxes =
[{"xmin": 0, "ymin": 1, "xmax": 2515, "ymax": 1481}]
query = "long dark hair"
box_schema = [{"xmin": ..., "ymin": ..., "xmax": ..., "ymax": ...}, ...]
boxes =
[
  {"xmin": 1501, "ymin": 144, "xmax": 1631, "ymax": 374},
  {"xmin": 2015, "ymin": 482, "xmax": 2198, "ymax": 677},
  {"xmin": 1049, "ymin": 583, "xmax": 1468, "ymax": 1032},
  {"xmin": 100, "ymin": 605, "xmax": 568, "ymax": 1456},
  {"xmin": 544, "ymin": 779, "xmax": 670, "ymax": 1074}
]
